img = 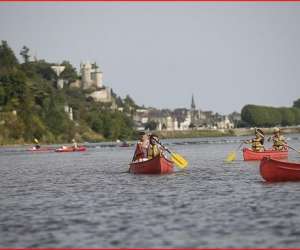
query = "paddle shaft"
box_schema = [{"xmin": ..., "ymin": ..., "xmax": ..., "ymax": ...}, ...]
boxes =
[
  {"xmin": 275, "ymin": 140, "xmax": 299, "ymax": 153},
  {"xmin": 152, "ymin": 138, "xmax": 171, "ymax": 154},
  {"xmin": 287, "ymin": 145, "xmax": 300, "ymax": 153},
  {"xmin": 236, "ymin": 141, "xmax": 245, "ymax": 151}
]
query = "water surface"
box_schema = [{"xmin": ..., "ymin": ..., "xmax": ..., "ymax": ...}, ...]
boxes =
[{"xmin": 1, "ymin": 135, "xmax": 300, "ymax": 248}]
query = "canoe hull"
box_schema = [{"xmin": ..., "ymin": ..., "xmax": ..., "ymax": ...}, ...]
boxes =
[
  {"xmin": 55, "ymin": 146, "xmax": 86, "ymax": 153},
  {"xmin": 129, "ymin": 156, "xmax": 174, "ymax": 174},
  {"xmin": 243, "ymin": 148, "xmax": 288, "ymax": 161},
  {"xmin": 260, "ymin": 157, "xmax": 300, "ymax": 182}
]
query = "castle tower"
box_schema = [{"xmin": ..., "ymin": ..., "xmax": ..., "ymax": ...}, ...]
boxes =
[
  {"xmin": 91, "ymin": 64, "xmax": 103, "ymax": 89},
  {"xmin": 81, "ymin": 62, "xmax": 92, "ymax": 89},
  {"xmin": 95, "ymin": 68, "xmax": 103, "ymax": 88}
]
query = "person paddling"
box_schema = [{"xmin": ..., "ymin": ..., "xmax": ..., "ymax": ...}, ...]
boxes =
[
  {"xmin": 132, "ymin": 132, "xmax": 149, "ymax": 162},
  {"xmin": 148, "ymin": 134, "xmax": 164, "ymax": 159},
  {"xmin": 244, "ymin": 128, "xmax": 265, "ymax": 152},
  {"xmin": 72, "ymin": 138, "xmax": 78, "ymax": 149},
  {"xmin": 268, "ymin": 127, "xmax": 287, "ymax": 151},
  {"xmin": 34, "ymin": 138, "xmax": 40, "ymax": 149}
]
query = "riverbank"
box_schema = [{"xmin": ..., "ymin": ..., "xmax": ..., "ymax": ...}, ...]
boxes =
[
  {"xmin": 154, "ymin": 126, "xmax": 300, "ymax": 139},
  {"xmin": 1, "ymin": 126, "xmax": 300, "ymax": 147}
]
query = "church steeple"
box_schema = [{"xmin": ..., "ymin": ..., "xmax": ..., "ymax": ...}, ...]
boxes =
[{"xmin": 191, "ymin": 94, "xmax": 196, "ymax": 110}]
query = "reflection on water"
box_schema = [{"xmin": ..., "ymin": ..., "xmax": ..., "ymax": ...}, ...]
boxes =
[{"xmin": 1, "ymin": 135, "xmax": 300, "ymax": 248}]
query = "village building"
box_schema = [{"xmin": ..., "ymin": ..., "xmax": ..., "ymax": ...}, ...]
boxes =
[{"xmin": 133, "ymin": 95, "xmax": 236, "ymax": 131}]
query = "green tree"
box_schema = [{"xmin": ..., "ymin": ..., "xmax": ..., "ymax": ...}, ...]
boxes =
[
  {"xmin": 279, "ymin": 107, "xmax": 295, "ymax": 126},
  {"xmin": 241, "ymin": 105, "xmax": 282, "ymax": 127},
  {"xmin": 293, "ymin": 98, "xmax": 300, "ymax": 108},
  {"xmin": 20, "ymin": 46, "xmax": 30, "ymax": 63},
  {"xmin": 60, "ymin": 60, "xmax": 78, "ymax": 83},
  {"xmin": 0, "ymin": 40, "xmax": 138, "ymax": 144},
  {"xmin": 291, "ymin": 107, "xmax": 300, "ymax": 125},
  {"xmin": 145, "ymin": 120, "xmax": 158, "ymax": 130},
  {"xmin": 0, "ymin": 71, "xmax": 28, "ymax": 109},
  {"xmin": 0, "ymin": 86, "xmax": 5, "ymax": 106},
  {"xmin": 0, "ymin": 40, "xmax": 19, "ymax": 71},
  {"xmin": 124, "ymin": 95, "xmax": 137, "ymax": 107}
]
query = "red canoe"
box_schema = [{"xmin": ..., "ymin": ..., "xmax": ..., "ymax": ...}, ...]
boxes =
[
  {"xmin": 55, "ymin": 146, "xmax": 86, "ymax": 153},
  {"xmin": 243, "ymin": 148, "xmax": 288, "ymax": 161},
  {"xmin": 260, "ymin": 157, "xmax": 300, "ymax": 182},
  {"xmin": 129, "ymin": 156, "xmax": 174, "ymax": 174}
]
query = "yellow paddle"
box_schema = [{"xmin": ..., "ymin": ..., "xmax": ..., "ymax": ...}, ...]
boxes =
[
  {"xmin": 153, "ymin": 138, "xmax": 188, "ymax": 169},
  {"xmin": 225, "ymin": 141, "xmax": 244, "ymax": 162},
  {"xmin": 226, "ymin": 151, "xmax": 237, "ymax": 162},
  {"xmin": 169, "ymin": 152, "xmax": 188, "ymax": 169}
]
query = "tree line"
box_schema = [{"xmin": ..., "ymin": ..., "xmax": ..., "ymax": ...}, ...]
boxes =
[
  {"xmin": 0, "ymin": 41, "xmax": 137, "ymax": 144},
  {"xmin": 241, "ymin": 101, "xmax": 300, "ymax": 127}
]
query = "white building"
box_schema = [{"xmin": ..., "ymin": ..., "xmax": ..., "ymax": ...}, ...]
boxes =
[
  {"xmin": 80, "ymin": 62, "xmax": 103, "ymax": 89},
  {"xmin": 64, "ymin": 105, "xmax": 73, "ymax": 121},
  {"xmin": 70, "ymin": 62, "xmax": 112, "ymax": 103},
  {"xmin": 216, "ymin": 116, "xmax": 234, "ymax": 129}
]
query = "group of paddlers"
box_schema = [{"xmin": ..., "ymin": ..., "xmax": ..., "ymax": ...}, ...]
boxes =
[
  {"xmin": 132, "ymin": 132, "xmax": 165, "ymax": 162},
  {"xmin": 245, "ymin": 127, "xmax": 287, "ymax": 152},
  {"xmin": 32, "ymin": 138, "xmax": 79, "ymax": 150},
  {"xmin": 32, "ymin": 127, "xmax": 287, "ymax": 157},
  {"xmin": 132, "ymin": 127, "xmax": 288, "ymax": 161}
]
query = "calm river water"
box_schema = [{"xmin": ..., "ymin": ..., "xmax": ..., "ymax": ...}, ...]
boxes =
[{"xmin": 1, "ymin": 135, "xmax": 300, "ymax": 248}]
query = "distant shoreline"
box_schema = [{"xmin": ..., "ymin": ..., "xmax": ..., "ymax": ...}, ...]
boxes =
[
  {"xmin": 155, "ymin": 126, "xmax": 300, "ymax": 139},
  {"xmin": 1, "ymin": 126, "xmax": 300, "ymax": 147}
]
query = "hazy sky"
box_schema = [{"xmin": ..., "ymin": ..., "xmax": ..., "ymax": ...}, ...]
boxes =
[{"xmin": 1, "ymin": 3, "xmax": 300, "ymax": 114}]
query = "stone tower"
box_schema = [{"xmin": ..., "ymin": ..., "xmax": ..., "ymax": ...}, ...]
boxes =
[
  {"xmin": 91, "ymin": 66, "xmax": 103, "ymax": 88},
  {"xmin": 81, "ymin": 62, "xmax": 92, "ymax": 89},
  {"xmin": 191, "ymin": 94, "xmax": 196, "ymax": 111},
  {"xmin": 190, "ymin": 94, "xmax": 198, "ymax": 127}
]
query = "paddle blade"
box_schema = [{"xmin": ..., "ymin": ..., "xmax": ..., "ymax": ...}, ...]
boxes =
[
  {"xmin": 171, "ymin": 153, "xmax": 188, "ymax": 169},
  {"xmin": 226, "ymin": 151, "xmax": 236, "ymax": 162}
]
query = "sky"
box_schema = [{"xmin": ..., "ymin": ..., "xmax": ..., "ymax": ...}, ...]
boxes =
[{"xmin": 0, "ymin": 2, "xmax": 300, "ymax": 114}]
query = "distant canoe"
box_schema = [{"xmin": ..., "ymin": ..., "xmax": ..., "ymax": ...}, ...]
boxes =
[
  {"xmin": 27, "ymin": 147, "xmax": 53, "ymax": 152},
  {"xmin": 55, "ymin": 146, "xmax": 86, "ymax": 153},
  {"xmin": 243, "ymin": 148, "xmax": 288, "ymax": 161},
  {"xmin": 129, "ymin": 156, "xmax": 173, "ymax": 174},
  {"xmin": 260, "ymin": 157, "xmax": 300, "ymax": 182}
]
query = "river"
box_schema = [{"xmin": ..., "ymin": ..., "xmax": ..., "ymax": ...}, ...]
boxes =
[{"xmin": 1, "ymin": 135, "xmax": 300, "ymax": 248}]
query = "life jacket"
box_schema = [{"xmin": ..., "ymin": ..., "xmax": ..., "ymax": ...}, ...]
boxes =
[
  {"xmin": 148, "ymin": 144, "xmax": 161, "ymax": 159},
  {"xmin": 133, "ymin": 142, "xmax": 148, "ymax": 161},
  {"xmin": 250, "ymin": 138, "xmax": 264, "ymax": 152},
  {"xmin": 272, "ymin": 135, "xmax": 286, "ymax": 151}
]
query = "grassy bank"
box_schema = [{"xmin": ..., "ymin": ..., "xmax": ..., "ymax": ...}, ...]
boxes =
[
  {"xmin": 154, "ymin": 127, "xmax": 300, "ymax": 139},
  {"xmin": 155, "ymin": 129, "xmax": 234, "ymax": 139}
]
